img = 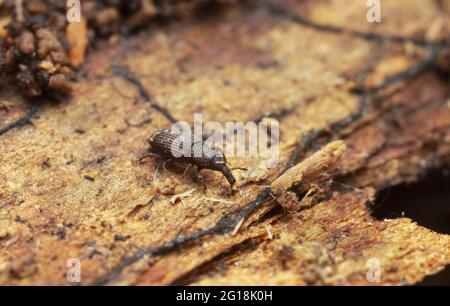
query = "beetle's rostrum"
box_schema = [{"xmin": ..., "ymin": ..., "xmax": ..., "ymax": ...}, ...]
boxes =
[{"xmin": 146, "ymin": 128, "xmax": 236, "ymax": 186}]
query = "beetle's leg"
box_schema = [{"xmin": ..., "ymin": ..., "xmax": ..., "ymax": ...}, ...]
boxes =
[
  {"xmin": 162, "ymin": 159, "xmax": 174, "ymax": 172},
  {"xmin": 182, "ymin": 163, "xmax": 193, "ymax": 177},
  {"xmin": 193, "ymin": 167, "xmax": 204, "ymax": 182},
  {"xmin": 193, "ymin": 167, "xmax": 208, "ymax": 192},
  {"xmin": 138, "ymin": 152, "xmax": 160, "ymax": 163},
  {"xmin": 152, "ymin": 162, "xmax": 163, "ymax": 185}
]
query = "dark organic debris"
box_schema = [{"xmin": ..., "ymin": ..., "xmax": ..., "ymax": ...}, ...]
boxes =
[
  {"xmin": 0, "ymin": 103, "xmax": 38, "ymax": 136},
  {"xmin": 110, "ymin": 64, "xmax": 178, "ymax": 123}
]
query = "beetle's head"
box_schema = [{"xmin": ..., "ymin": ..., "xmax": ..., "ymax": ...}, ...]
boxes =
[
  {"xmin": 210, "ymin": 148, "xmax": 227, "ymax": 168},
  {"xmin": 209, "ymin": 149, "xmax": 235, "ymax": 186}
]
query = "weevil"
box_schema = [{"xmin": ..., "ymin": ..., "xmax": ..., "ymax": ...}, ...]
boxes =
[{"xmin": 142, "ymin": 128, "xmax": 236, "ymax": 186}]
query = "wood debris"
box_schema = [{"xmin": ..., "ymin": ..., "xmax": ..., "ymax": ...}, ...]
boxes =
[{"xmin": 169, "ymin": 188, "xmax": 196, "ymax": 205}]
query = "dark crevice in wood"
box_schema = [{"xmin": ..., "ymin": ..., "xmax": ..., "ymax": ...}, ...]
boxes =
[
  {"xmin": 263, "ymin": 0, "xmax": 448, "ymax": 48},
  {"xmin": 416, "ymin": 264, "xmax": 450, "ymax": 285},
  {"xmin": 371, "ymin": 170, "xmax": 450, "ymax": 235},
  {"xmin": 170, "ymin": 236, "xmax": 264, "ymax": 285},
  {"xmin": 0, "ymin": 104, "xmax": 39, "ymax": 136},
  {"xmin": 252, "ymin": 106, "xmax": 298, "ymax": 124},
  {"xmin": 281, "ymin": 128, "xmax": 330, "ymax": 173},
  {"xmin": 110, "ymin": 64, "xmax": 178, "ymax": 124},
  {"xmin": 281, "ymin": 93, "xmax": 373, "ymax": 175},
  {"xmin": 340, "ymin": 91, "xmax": 449, "ymax": 183},
  {"xmin": 360, "ymin": 46, "xmax": 442, "ymax": 94}
]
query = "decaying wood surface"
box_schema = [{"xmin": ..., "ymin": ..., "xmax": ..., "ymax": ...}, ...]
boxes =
[{"xmin": 1, "ymin": 0, "xmax": 450, "ymax": 285}]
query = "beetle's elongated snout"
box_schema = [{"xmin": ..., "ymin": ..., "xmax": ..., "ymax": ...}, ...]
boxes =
[{"xmin": 219, "ymin": 164, "xmax": 236, "ymax": 186}]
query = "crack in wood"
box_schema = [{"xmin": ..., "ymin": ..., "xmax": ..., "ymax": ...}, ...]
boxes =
[
  {"xmin": 110, "ymin": 64, "xmax": 178, "ymax": 124},
  {"xmin": 263, "ymin": 0, "xmax": 448, "ymax": 48},
  {"xmin": 170, "ymin": 236, "xmax": 265, "ymax": 285},
  {"xmin": 361, "ymin": 46, "xmax": 442, "ymax": 94},
  {"xmin": 0, "ymin": 104, "xmax": 39, "ymax": 136}
]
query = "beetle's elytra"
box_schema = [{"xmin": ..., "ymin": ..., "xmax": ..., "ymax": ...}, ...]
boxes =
[{"xmin": 147, "ymin": 128, "xmax": 236, "ymax": 186}]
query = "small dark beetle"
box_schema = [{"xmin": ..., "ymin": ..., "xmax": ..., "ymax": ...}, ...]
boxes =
[{"xmin": 145, "ymin": 128, "xmax": 236, "ymax": 186}]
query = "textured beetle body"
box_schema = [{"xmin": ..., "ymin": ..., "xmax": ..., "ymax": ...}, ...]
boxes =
[{"xmin": 148, "ymin": 128, "xmax": 236, "ymax": 186}]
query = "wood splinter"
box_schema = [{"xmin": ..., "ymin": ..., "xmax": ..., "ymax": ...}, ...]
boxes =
[{"xmin": 271, "ymin": 140, "xmax": 347, "ymax": 212}]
